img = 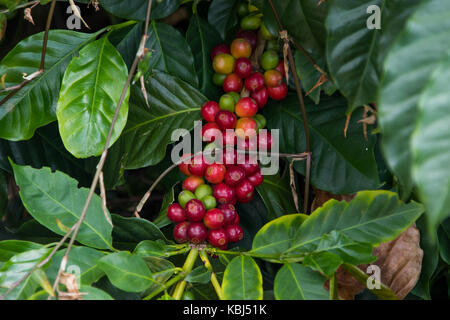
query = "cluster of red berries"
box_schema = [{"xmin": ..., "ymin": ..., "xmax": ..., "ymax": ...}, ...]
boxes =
[{"xmin": 168, "ymin": 3, "xmax": 288, "ymax": 249}]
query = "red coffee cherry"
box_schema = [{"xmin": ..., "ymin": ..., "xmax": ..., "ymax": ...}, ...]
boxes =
[
  {"xmin": 213, "ymin": 182, "xmax": 236, "ymax": 204},
  {"xmin": 187, "ymin": 222, "xmax": 208, "ymax": 244},
  {"xmin": 203, "ymin": 208, "xmax": 225, "ymax": 229},
  {"xmin": 178, "ymin": 153, "xmax": 192, "ymax": 176},
  {"xmin": 201, "ymin": 101, "xmax": 220, "ymax": 122},
  {"xmin": 267, "ymin": 82, "xmax": 288, "ymax": 100},
  {"xmin": 223, "ymin": 73, "xmax": 243, "ymax": 93},
  {"xmin": 230, "ymin": 38, "xmax": 252, "ymax": 59},
  {"xmin": 264, "ymin": 69, "xmax": 283, "ymax": 87},
  {"xmin": 207, "ymin": 228, "xmax": 228, "ymax": 247},
  {"xmin": 237, "ymin": 136, "xmax": 258, "ymax": 153},
  {"xmin": 173, "ymin": 221, "xmax": 190, "ymax": 243},
  {"xmin": 235, "ymin": 179, "xmax": 255, "ymax": 203},
  {"xmin": 245, "ymin": 72, "xmax": 265, "ymax": 92},
  {"xmin": 215, "ymin": 110, "xmax": 237, "ymax": 130},
  {"xmin": 234, "ymin": 57, "xmax": 252, "ymax": 79},
  {"xmin": 251, "ymin": 87, "xmax": 269, "ymax": 109},
  {"xmin": 233, "ymin": 214, "xmax": 240, "ymax": 225},
  {"xmin": 235, "ymin": 97, "xmax": 258, "ymax": 118},
  {"xmin": 218, "ymin": 203, "xmax": 237, "ymax": 226},
  {"xmin": 224, "ymin": 166, "xmax": 246, "ymax": 187},
  {"xmin": 211, "ymin": 44, "xmax": 230, "ymax": 60},
  {"xmin": 182, "ymin": 176, "xmax": 205, "ymax": 193},
  {"xmin": 238, "ymin": 157, "xmax": 259, "ymax": 176},
  {"xmin": 235, "ymin": 117, "xmax": 258, "ymax": 138},
  {"xmin": 213, "ymin": 53, "xmax": 235, "ymax": 74},
  {"xmin": 222, "ymin": 148, "xmax": 237, "ymax": 167},
  {"xmin": 167, "ymin": 203, "xmax": 187, "ymax": 223},
  {"xmin": 185, "ymin": 199, "xmax": 206, "ymax": 222},
  {"xmin": 258, "ymin": 131, "xmax": 273, "ymax": 150},
  {"xmin": 247, "ymin": 169, "xmax": 264, "ymax": 187},
  {"xmin": 274, "ymin": 60, "xmax": 286, "ymax": 78},
  {"xmin": 202, "ymin": 122, "xmax": 221, "ymax": 143},
  {"xmin": 205, "ymin": 163, "xmax": 226, "ymax": 184},
  {"xmin": 189, "ymin": 154, "xmax": 208, "ymax": 176},
  {"xmin": 222, "ymin": 129, "xmax": 237, "ymax": 147},
  {"xmin": 225, "ymin": 224, "xmax": 244, "ymax": 243}
]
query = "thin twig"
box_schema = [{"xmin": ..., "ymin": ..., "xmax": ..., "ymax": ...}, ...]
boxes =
[
  {"xmin": 267, "ymin": 0, "xmax": 312, "ymax": 213},
  {"xmin": 0, "ymin": 0, "xmax": 39, "ymax": 14},
  {"xmin": 99, "ymin": 171, "xmax": 113, "ymax": 227}
]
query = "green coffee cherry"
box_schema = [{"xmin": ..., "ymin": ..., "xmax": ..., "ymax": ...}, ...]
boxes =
[
  {"xmin": 178, "ymin": 190, "xmax": 196, "ymax": 208},
  {"xmin": 219, "ymin": 94, "xmax": 236, "ymax": 112},
  {"xmin": 261, "ymin": 50, "xmax": 279, "ymax": 70},
  {"xmin": 182, "ymin": 291, "xmax": 195, "ymax": 300},
  {"xmin": 253, "ymin": 114, "xmax": 267, "ymax": 130},
  {"xmin": 229, "ymin": 91, "xmax": 241, "ymax": 104},
  {"xmin": 201, "ymin": 195, "xmax": 217, "ymax": 210},
  {"xmin": 195, "ymin": 184, "xmax": 213, "ymax": 199},
  {"xmin": 240, "ymin": 15, "xmax": 262, "ymax": 31}
]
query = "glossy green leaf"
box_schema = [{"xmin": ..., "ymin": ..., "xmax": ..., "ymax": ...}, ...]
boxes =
[
  {"xmin": 111, "ymin": 214, "xmax": 167, "ymax": 248},
  {"xmin": 412, "ymin": 216, "xmax": 439, "ymax": 300},
  {"xmin": 153, "ymin": 187, "xmax": 175, "ymax": 229},
  {"xmin": 11, "ymin": 162, "xmax": 113, "ymax": 249},
  {"xmin": 302, "ymin": 251, "xmax": 342, "ymax": 277},
  {"xmin": 294, "ymin": 50, "xmax": 336, "ymax": 105},
  {"xmin": 57, "ymin": 36, "xmax": 130, "ymax": 158},
  {"xmin": 412, "ymin": 54, "xmax": 450, "ymax": 232},
  {"xmin": 144, "ymin": 21, "xmax": 197, "ymax": 87},
  {"xmin": 80, "ymin": 286, "xmax": 114, "ymax": 300},
  {"xmin": 0, "ymin": 240, "xmax": 42, "ymax": 262},
  {"xmin": 133, "ymin": 240, "xmax": 167, "ymax": 258},
  {"xmin": 438, "ymin": 219, "xmax": 450, "ymax": 265},
  {"xmin": 0, "ymin": 123, "xmax": 93, "ymax": 186},
  {"xmin": 326, "ymin": 0, "xmax": 382, "ymax": 110},
  {"xmin": 312, "ymin": 230, "xmax": 375, "ymax": 265},
  {"xmin": 208, "ymin": 0, "xmax": 239, "ymax": 40},
  {"xmin": 263, "ymin": 94, "xmax": 379, "ymax": 194},
  {"xmin": 108, "ymin": 71, "xmax": 205, "ymax": 170},
  {"xmin": 287, "ymin": 191, "xmax": 424, "ymax": 256},
  {"xmin": 108, "ymin": 22, "xmax": 141, "ymax": 69},
  {"xmin": 326, "ymin": 0, "xmax": 423, "ymax": 112},
  {"xmin": 256, "ymin": 169, "xmax": 298, "ymax": 220},
  {"xmin": 378, "ymin": 0, "xmax": 450, "ymax": 197},
  {"xmin": 142, "ymin": 256, "xmax": 176, "ymax": 296},
  {"xmin": 0, "ymin": 30, "xmax": 100, "ymax": 140},
  {"xmin": 252, "ymin": 214, "xmax": 307, "ymax": 259},
  {"xmin": 186, "ymin": 14, "xmax": 223, "ymax": 100},
  {"xmin": 185, "ymin": 266, "xmax": 211, "ymax": 284},
  {"xmin": 274, "ymin": 263, "xmax": 328, "ymax": 300},
  {"xmin": 255, "ymin": 0, "xmax": 327, "ymax": 59},
  {"xmin": 99, "ymin": 0, "xmax": 182, "ymax": 21},
  {"xmin": 98, "ymin": 251, "xmax": 153, "ymax": 293},
  {"xmin": 0, "ymin": 171, "xmax": 6, "ymax": 219},
  {"xmin": 0, "ymin": 248, "xmax": 51, "ymax": 300},
  {"xmin": 46, "ymin": 246, "xmax": 106, "ymax": 286},
  {"xmin": 222, "ymin": 256, "xmax": 263, "ymax": 300}
]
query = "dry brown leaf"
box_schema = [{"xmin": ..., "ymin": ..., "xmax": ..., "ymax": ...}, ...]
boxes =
[
  {"xmin": 24, "ymin": 8, "xmax": 34, "ymax": 25},
  {"xmin": 314, "ymin": 189, "xmax": 423, "ymax": 300},
  {"xmin": 58, "ymin": 272, "xmax": 85, "ymax": 300}
]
